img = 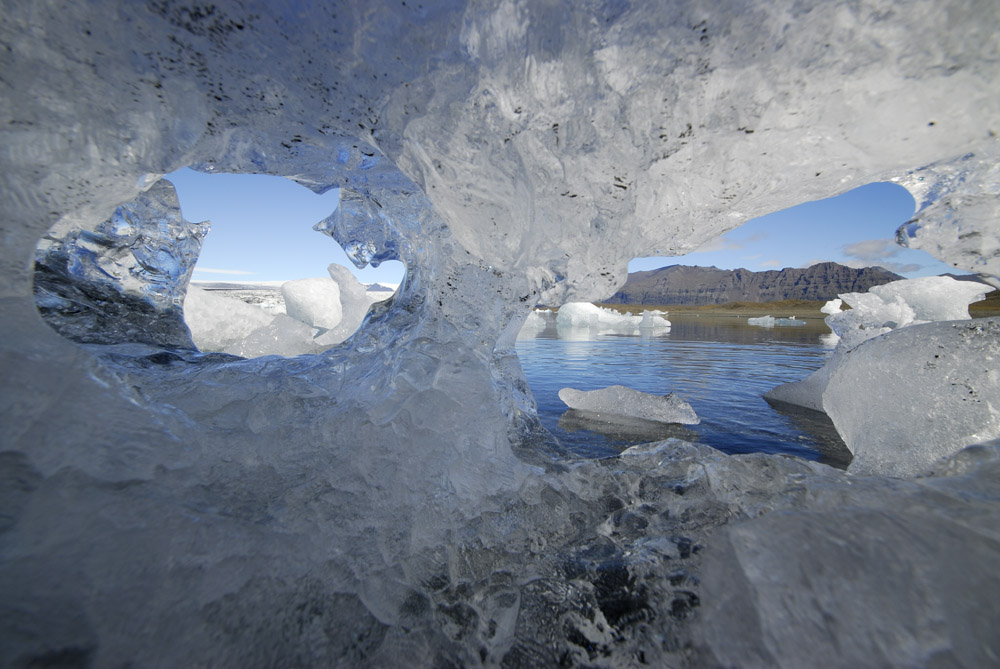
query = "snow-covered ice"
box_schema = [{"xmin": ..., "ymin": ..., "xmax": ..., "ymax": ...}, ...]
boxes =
[
  {"xmin": 6, "ymin": 0, "xmax": 1000, "ymax": 665},
  {"xmin": 559, "ymin": 385, "xmax": 700, "ymax": 425}
]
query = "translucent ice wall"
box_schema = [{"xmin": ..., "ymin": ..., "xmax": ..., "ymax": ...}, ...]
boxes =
[{"xmin": 4, "ymin": 0, "xmax": 1000, "ymax": 665}]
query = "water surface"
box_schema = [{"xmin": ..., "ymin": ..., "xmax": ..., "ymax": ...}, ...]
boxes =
[{"xmin": 515, "ymin": 312, "xmax": 851, "ymax": 467}]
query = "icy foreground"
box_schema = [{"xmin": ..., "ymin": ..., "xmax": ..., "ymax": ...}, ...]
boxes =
[
  {"xmin": 559, "ymin": 386, "xmax": 700, "ymax": 425},
  {"xmin": 4, "ymin": 1, "xmax": 1000, "ymax": 666}
]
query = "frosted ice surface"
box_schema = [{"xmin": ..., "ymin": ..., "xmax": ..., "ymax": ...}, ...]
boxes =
[
  {"xmin": 821, "ymin": 298, "xmax": 843, "ymax": 315},
  {"xmin": 867, "ymin": 275, "xmax": 987, "ymax": 322},
  {"xmin": 314, "ymin": 264, "xmax": 381, "ymax": 346},
  {"xmin": 33, "ymin": 180, "xmax": 207, "ymax": 348},
  {"xmin": 281, "ymin": 278, "xmax": 342, "ymax": 330},
  {"xmin": 558, "ymin": 385, "xmax": 699, "ymax": 425},
  {"xmin": 183, "ymin": 285, "xmax": 275, "ymax": 353},
  {"xmin": 768, "ymin": 276, "xmax": 990, "ymax": 417},
  {"xmin": 895, "ymin": 150, "xmax": 1000, "ymax": 285},
  {"xmin": 6, "ymin": 0, "xmax": 1000, "ymax": 665},
  {"xmin": 823, "ymin": 318, "xmax": 1000, "ymax": 477},
  {"xmin": 224, "ymin": 314, "xmax": 323, "ymax": 358}
]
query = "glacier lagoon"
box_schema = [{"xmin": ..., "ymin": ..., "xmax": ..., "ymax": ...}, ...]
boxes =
[
  {"xmin": 3, "ymin": 1, "xmax": 1000, "ymax": 666},
  {"xmin": 517, "ymin": 313, "xmax": 850, "ymax": 465}
]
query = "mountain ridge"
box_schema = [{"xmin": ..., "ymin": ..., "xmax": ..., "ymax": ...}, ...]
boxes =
[{"xmin": 605, "ymin": 262, "xmax": 904, "ymax": 305}]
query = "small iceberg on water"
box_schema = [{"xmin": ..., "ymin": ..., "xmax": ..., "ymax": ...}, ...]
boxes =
[
  {"xmin": 558, "ymin": 385, "xmax": 700, "ymax": 425},
  {"xmin": 748, "ymin": 315, "xmax": 807, "ymax": 327}
]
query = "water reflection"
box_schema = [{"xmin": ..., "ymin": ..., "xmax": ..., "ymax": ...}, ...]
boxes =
[{"xmin": 558, "ymin": 409, "xmax": 701, "ymax": 446}]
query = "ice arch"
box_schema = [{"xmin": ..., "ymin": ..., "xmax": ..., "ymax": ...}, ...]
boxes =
[{"xmin": 3, "ymin": 1, "xmax": 1000, "ymax": 666}]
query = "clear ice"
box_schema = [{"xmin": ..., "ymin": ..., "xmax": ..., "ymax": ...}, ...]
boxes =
[
  {"xmin": 559, "ymin": 385, "xmax": 700, "ymax": 426},
  {"xmin": 4, "ymin": 1, "xmax": 1000, "ymax": 666}
]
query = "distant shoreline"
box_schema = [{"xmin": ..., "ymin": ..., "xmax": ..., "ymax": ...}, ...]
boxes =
[{"xmin": 591, "ymin": 290, "xmax": 1000, "ymax": 319}]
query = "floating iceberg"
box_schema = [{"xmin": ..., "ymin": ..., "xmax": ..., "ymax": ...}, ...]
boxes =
[
  {"xmin": 5, "ymin": 0, "xmax": 1000, "ymax": 665},
  {"xmin": 823, "ymin": 318, "xmax": 1000, "ymax": 477},
  {"xmin": 556, "ymin": 302, "xmax": 670, "ymax": 332},
  {"xmin": 767, "ymin": 276, "xmax": 997, "ymax": 473},
  {"xmin": 559, "ymin": 385, "xmax": 700, "ymax": 425},
  {"xmin": 748, "ymin": 315, "xmax": 806, "ymax": 327},
  {"xmin": 183, "ymin": 284, "xmax": 274, "ymax": 352},
  {"xmin": 747, "ymin": 315, "xmax": 775, "ymax": 327}
]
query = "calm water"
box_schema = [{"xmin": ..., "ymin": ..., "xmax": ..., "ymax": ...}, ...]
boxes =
[{"xmin": 515, "ymin": 312, "xmax": 852, "ymax": 467}]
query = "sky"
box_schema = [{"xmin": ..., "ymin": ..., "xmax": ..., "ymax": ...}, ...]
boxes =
[
  {"xmin": 166, "ymin": 168, "xmax": 405, "ymax": 286},
  {"xmin": 630, "ymin": 181, "xmax": 958, "ymax": 278},
  {"xmin": 167, "ymin": 168, "xmax": 961, "ymax": 285}
]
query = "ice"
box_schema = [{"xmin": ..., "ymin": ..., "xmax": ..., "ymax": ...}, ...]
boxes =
[
  {"xmin": 5, "ymin": 0, "xmax": 1000, "ymax": 664},
  {"xmin": 556, "ymin": 302, "xmax": 670, "ymax": 333},
  {"xmin": 747, "ymin": 315, "xmax": 775, "ymax": 327},
  {"xmin": 895, "ymin": 150, "xmax": 1000, "ymax": 286},
  {"xmin": 224, "ymin": 313, "xmax": 323, "ymax": 359},
  {"xmin": 315, "ymin": 263, "xmax": 383, "ymax": 346},
  {"xmin": 281, "ymin": 277, "xmax": 342, "ymax": 330},
  {"xmin": 767, "ymin": 276, "xmax": 990, "ymax": 416},
  {"xmin": 183, "ymin": 285, "xmax": 275, "ymax": 352},
  {"xmin": 823, "ymin": 318, "xmax": 1000, "ymax": 477},
  {"xmin": 559, "ymin": 385, "xmax": 700, "ymax": 425},
  {"xmin": 33, "ymin": 180, "xmax": 207, "ymax": 348}
]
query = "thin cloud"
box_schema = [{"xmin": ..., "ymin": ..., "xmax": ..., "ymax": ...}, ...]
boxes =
[
  {"xmin": 760, "ymin": 259, "xmax": 781, "ymax": 268},
  {"xmin": 841, "ymin": 238, "xmax": 923, "ymax": 275},
  {"xmin": 193, "ymin": 267, "xmax": 255, "ymax": 275},
  {"xmin": 694, "ymin": 232, "xmax": 767, "ymax": 253},
  {"xmin": 843, "ymin": 239, "xmax": 901, "ymax": 263}
]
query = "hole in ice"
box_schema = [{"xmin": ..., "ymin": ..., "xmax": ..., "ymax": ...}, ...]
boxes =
[
  {"xmin": 170, "ymin": 169, "xmax": 405, "ymax": 358},
  {"xmin": 515, "ymin": 182, "xmax": 926, "ymax": 466},
  {"xmin": 31, "ymin": 168, "xmax": 404, "ymax": 358}
]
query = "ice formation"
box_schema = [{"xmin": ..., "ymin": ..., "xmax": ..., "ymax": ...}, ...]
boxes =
[
  {"xmin": 559, "ymin": 385, "xmax": 700, "ymax": 425},
  {"xmin": 184, "ymin": 285, "xmax": 275, "ymax": 352},
  {"xmin": 767, "ymin": 276, "xmax": 997, "ymax": 473},
  {"xmin": 33, "ymin": 180, "xmax": 207, "ymax": 349},
  {"xmin": 556, "ymin": 302, "xmax": 670, "ymax": 332},
  {"xmin": 824, "ymin": 319, "xmax": 1000, "ymax": 477},
  {"xmin": 747, "ymin": 315, "xmax": 775, "ymax": 327},
  {"xmin": 183, "ymin": 265, "xmax": 387, "ymax": 357},
  {"xmin": 5, "ymin": 0, "xmax": 1000, "ymax": 665},
  {"xmin": 281, "ymin": 277, "xmax": 343, "ymax": 330}
]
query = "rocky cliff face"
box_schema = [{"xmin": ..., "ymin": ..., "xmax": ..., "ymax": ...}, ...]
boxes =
[{"xmin": 606, "ymin": 262, "xmax": 903, "ymax": 305}]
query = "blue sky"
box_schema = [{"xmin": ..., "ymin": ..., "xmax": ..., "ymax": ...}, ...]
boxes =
[
  {"xmin": 167, "ymin": 169, "xmax": 960, "ymax": 284},
  {"xmin": 166, "ymin": 168, "xmax": 405, "ymax": 286},
  {"xmin": 631, "ymin": 181, "xmax": 957, "ymax": 277}
]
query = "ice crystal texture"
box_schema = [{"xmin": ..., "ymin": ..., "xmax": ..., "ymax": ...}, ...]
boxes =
[
  {"xmin": 33, "ymin": 180, "xmax": 208, "ymax": 348},
  {"xmin": 4, "ymin": 1, "xmax": 1000, "ymax": 666}
]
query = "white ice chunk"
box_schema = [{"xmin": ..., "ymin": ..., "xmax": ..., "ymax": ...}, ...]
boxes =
[
  {"xmin": 821, "ymin": 298, "xmax": 843, "ymax": 315},
  {"xmin": 183, "ymin": 285, "xmax": 274, "ymax": 352},
  {"xmin": 823, "ymin": 318, "xmax": 1000, "ymax": 477},
  {"xmin": 768, "ymin": 276, "xmax": 990, "ymax": 416},
  {"xmin": 556, "ymin": 302, "xmax": 670, "ymax": 332},
  {"xmin": 314, "ymin": 264, "xmax": 378, "ymax": 346},
  {"xmin": 558, "ymin": 385, "xmax": 699, "ymax": 425},
  {"xmin": 868, "ymin": 275, "xmax": 987, "ymax": 322},
  {"xmin": 223, "ymin": 314, "xmax": 323, "ymax": 358},
  {"xmin": 281, "ymin": 278, "xmax": 342, "ymax": 330},
  {"xmin": 747, "ymin": 315, "xmax": 775, "ymax": 327}
]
